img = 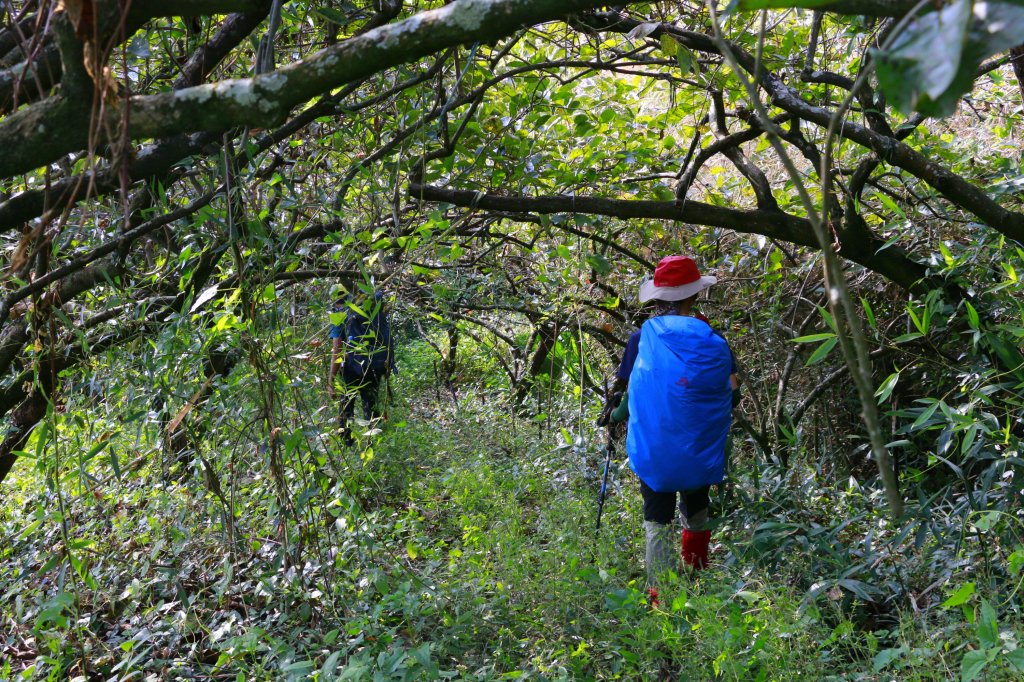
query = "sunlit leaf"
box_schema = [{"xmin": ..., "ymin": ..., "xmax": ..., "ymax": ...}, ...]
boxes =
[
  {"xmin": 943, "ymin": 582, "xmax": 975, "ymax": 608},
  {"xmin": 876, "ymin": 372, "xmax": 900, "ymax": 404},
  {"xmin": 792, "ymin": 333, "xmax": 835, "ymax": 343},
  {"xmin": 190, "ymin": 284, "xmax": 221, "ymax": 313},
  {"xmin": 875, "ymin": 0, "xmax": 1024, "ymax": 116},
  {"xmin": 626, "ymin": 21, "xmax": 659, "ymax": 40}
]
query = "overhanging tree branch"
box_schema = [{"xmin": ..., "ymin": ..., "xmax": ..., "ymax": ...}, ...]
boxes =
[
  {"xmin": 409, "ymin": 181, "xmax": 937, "ymax": 294},
  {"xmin": 0, "ymin": 0, "xmax": 638, "ymax": 179},
  {"xmin": 0, "ymin": 8, "xmax": 269, "ymax": 233},
  {"xmin": 582, "ymin": 11, "xmax": 1024, "ymax": 246},
  {"xmin": 0, "ymin": 1, "xmax": 272, "ymax": 114}
]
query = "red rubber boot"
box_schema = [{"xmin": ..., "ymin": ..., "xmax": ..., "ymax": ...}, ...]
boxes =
[{"xmin": 681, "ymin": 529, "xmax": 712, "ymax": 570}]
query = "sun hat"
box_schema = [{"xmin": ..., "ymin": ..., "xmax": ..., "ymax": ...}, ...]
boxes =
[{"xmin": 638, "ymin": 256, "xmax": 717, "ymax": 303}]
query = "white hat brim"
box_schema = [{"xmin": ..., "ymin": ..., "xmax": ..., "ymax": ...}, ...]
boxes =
[{"xmin": 639, "ymin": 275, "xmax": 717, "ymax": 303}]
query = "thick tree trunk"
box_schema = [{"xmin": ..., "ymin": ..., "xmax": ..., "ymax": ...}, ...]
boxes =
[
  {"xmin": 514, "ymin": 322, "xmax": 560, "ymax": 406},
  {"xmin": 0, "ymin": 388, "xmax": 49, "ymax": 488},
  {"xmin": 1011, "ymin": 45, "xmax": 1024, "ymax": 106}
]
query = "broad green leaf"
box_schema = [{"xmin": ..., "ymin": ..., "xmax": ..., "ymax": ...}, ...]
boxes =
[
  {"xmin": 282, "ymin": 660, "xmax": 313, "ymax": 674},
  {"xmin": 37, "ymin": 552, "xmax": 61, "ymax": 575},
  {"xmin": 1005, "ymin": 647, "xmax": 1024, "ymax": 671},
  {"xmin": 875, "ymin": 1, "xmax": 1024, "ymax": 116},
  {"xmin": 907, "ymin": 305, "xmax": 928, "ymax": 335},
  {"xmin": 70, "ymin": 553, "xmax": 98, "ymax": 590},
  {"xmin": 938, "ymin": 241, "xmax": 954, "ymax": 266},
  {"xmin": 960, "ymin": 649, "xmax": 988, "ymax": 682},
  {"xmin": 35, "ymin": 592, "xmax": 74, "ymax": 630},
  {"xmin": 33, "ymin": 422, "xmax": 49, "ymax": 461},
  {"xmin": 585, "ymin": 252, "xmax": 612, "ymax": 276},
  {"xmin": 108, "ymin": 448, "xmax": 122, "ymax": 481},
  {"xmin": 817, "ymin": 305, "xmax": 836, "ymax": 332},
  {"xmin": 660, "ymin": 34, "xmax": 677, "ymax": 58},
  {"xmin": 1009, "ymin": 548, "xmax": 1024, "ymax": 576},
  {"xmin": 677, "ymin": 46, "xmax": 694, "ymax": 74},
  {"xmin": 893, "ymin": 332, "xmax": 924, "ymax": 344},
  {"xmin": 986, "ymin": 332, "xmax": 1024, "ymax": 376},
  {"xmin": 735, "ymin": 590, "xmax": 761, "ymax": 603},
  {"xmin": 314, "ymin": 7, "xmax": 349, "ymax": 24},
  {"xmin": 82, "ymin": 439, "xmax": 110, "ymax": 463},
  {"xmin": 837, "ymin": 579, "xmax": 877, "ymax": 601},
  {"xmin": 877, "ymin": 192, "xmax": 907, "ymax": 220},
  {"xmin": 18, "ymin": 519, "xmax": 41, "ymax": 540},
  {"xmin": 942, "ymin": 582, "xmax": 975, "ymax": 608},
  {"xmin": 961, "ymin": 423, "xmax": 980, "ymax": 456},
  {"xmin": 911, "ymin": 400, "xmax": 943, "ymax": 429},
  {"xmin": 213, "ymin": 313, "xmax": 238, "ymax": 332},
  {"xmin": 653, "ymin": 185, "xmax": 676, "ymax": 201},
  {"xmin": 875, "ymin": 0, "xmax": 971, "ymax": 115},
  {"xmin": 873, "ymin": 646, "xmax": 907, "ymax": 673}
]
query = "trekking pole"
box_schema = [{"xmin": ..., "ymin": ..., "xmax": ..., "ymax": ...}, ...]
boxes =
[
  {"xmin": 595, "ymin": 432, "xmax": 614, "ymax": 533},
  {"xmin": 595, "ymin": 380, "xmax": 621, "ymax": 533}
]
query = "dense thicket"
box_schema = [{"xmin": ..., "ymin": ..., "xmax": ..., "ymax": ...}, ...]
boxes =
[{"xmin": 1, "ymin": 1, "xmax": 1022, "ymax": 679}]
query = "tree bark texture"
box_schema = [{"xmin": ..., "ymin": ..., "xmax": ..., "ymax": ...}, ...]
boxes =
[{"xmin": 0, "ymin": 0, "xmax": 634, "ymax": 179}]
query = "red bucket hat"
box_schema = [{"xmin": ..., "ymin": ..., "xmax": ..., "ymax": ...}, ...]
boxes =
[{"xmin": 639, "ymin": 256, "xmax": 717, "ymax": 303}]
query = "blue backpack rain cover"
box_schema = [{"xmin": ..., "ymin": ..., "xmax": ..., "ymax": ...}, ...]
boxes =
[{"xmin": 626, "ymin": 316, "xmax": 733, "ymax": 492}]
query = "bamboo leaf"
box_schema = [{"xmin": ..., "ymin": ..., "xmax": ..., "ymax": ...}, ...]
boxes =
[
  {"xmin": 792, "ymin": 333, "xmax": 835, "ymax": 343},
  {"xmin": 805, "ymin": 338, "xmax": 837, "ymax": 366},
  {"xmin": 876, "ymin": 372, "xmax": 900, "ymax": 404}
]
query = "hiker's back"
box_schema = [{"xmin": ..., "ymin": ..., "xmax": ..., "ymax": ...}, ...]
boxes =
[
  {"xmin": 342, "ymin": 298, "xmax": 392, "ymax": 377},
  {"xmin": 627, "ymin": 315, "xmax": 733, "ymax": 492}
]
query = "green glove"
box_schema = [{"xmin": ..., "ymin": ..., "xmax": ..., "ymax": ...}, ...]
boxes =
[{"xmin": 611, "ymin": 391, "xmax": 630, "ymax": 423}]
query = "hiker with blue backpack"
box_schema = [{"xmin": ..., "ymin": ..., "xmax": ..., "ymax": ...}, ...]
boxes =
[
  {"xmin": 605, "ymin": 256, "xmax": 739, "ymax": 595},
  {"xmin": 328, "ymin": 287, "xmax": 395, "ymax": 444}
]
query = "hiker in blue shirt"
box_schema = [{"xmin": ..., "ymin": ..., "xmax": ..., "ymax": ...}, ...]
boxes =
[
  {"xmin": 327, "ymin": 287, "xmax": 395, "ymax": 444},
  {"xmin": 607, "ymin": 256, "xmax": 739, "ymax": 596}
]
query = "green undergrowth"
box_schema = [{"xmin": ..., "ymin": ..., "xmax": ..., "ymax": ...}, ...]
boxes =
[{"xmin": 1, "ymin": 338, "xmax": 1022, "ymax": 680}]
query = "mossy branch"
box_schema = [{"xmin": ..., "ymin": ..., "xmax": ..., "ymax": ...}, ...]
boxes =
[{"xmin": 0, "ymin": 0, "xmax": 622, "ymax": 179}]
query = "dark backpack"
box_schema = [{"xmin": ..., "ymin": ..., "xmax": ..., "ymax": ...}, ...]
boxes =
[{"xmin": 343, "ymin": 300, "xmax": 392, "ymax": 377}]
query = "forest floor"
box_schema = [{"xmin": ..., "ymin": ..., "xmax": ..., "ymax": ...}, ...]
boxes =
[{"xmin": 0, "ymin": 340, "xmax": 1018, "ymax": 680}]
